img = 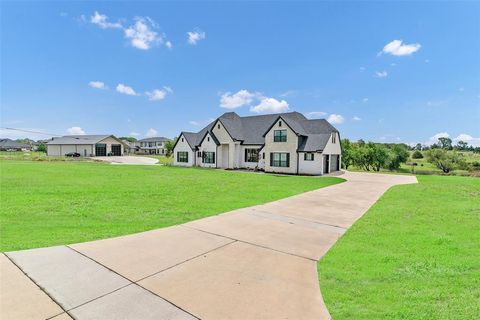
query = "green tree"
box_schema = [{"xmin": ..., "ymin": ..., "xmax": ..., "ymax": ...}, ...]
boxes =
[
  {"xmin": 36, "ymin": 144, "xmax": 47, "ymax": 153},
  {"xmin": 438, "ymin": 137, "xmax": 453, "ymax": 150},
  {"xmin": 368, "ymin": 143, "xmax": 390, "ymax": 172},
  {"xmin": 411, "ymin": 150, "xmax": 424, "ymax": 159},
  {"xmin": 415, "ymin": 143, "xmax": 422, "ymax": 151},
  {"xmin": 340, "ymin": 139, "xmax": 354, "ymax": 169},
  {"xmin": 164, "ymin": 137, "xmax": 177, "ymax": 157},
  {"xmin": 455, "ymin": 141, "xmax": 468, "ymax": 151},
  {"xmin": 386, "ymin": 144, "xmax": 409, "ymax": 170},
  {"xmin": 119, "ymin": 137, "xmax": 137, "ymax": 143},
  {"xmin": 426, "ymin": 149, "xmax": 464, "ymax": 173}
]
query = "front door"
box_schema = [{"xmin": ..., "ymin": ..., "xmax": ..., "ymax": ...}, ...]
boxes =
[
  {"xmin": 323, "ymin": 155, "xmax": 330, "ymax": 174},
  {"xmin": 112, "ymin": 144, "xmax": 121, "ymax": 156}
]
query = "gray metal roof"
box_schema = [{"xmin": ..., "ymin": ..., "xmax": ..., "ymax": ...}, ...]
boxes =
[
  {"xmin": 179, "ymin": 111, "xmax": 338, "ymax": 151},
  {"xmin": 47, "ymin": 135, "xmax": 114, "ymax": 145},
  {"xmin": 137, "ymin": 137, "xmax": 170, "ymax": 142}
]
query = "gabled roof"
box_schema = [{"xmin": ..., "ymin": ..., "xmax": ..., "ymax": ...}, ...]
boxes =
[
  {"xmin": 47, "ymin": 135, "xmax": 120, "ymax": 145},
  {"xmin": 175, "ymin": 111, "xmax": 339, "ymax": 152},
  {"xmin": 0, "ymin": 138, "xmax": 29, "ymax": 148}
]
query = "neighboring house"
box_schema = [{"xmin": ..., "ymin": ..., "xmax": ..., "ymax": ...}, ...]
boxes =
[
  {"xmin": 134, "ymin": 137, "xmax": 170, "ymax": 155},
  {"xmin": 47, "ymin": 135, "xmax": 126, "ymax": 157},
  {"xmin": 172, "ymin": 111, "xmax": 341, "ymax": 175},
  {"xmin": 0, "ymin": 139, "xmax": 31, "ymax": 151},
  {"xmin": 121, "ymin": 140, "xmax": 138, "ymax": 155}
]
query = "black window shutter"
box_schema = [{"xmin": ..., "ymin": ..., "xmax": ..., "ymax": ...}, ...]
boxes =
[
  {"xmin": 312, "ymin": 153, "xmax": 314, "ymax": 161},
  {"xmin": 304, "ymin": 153, "xmax": 307, "ymax": 161},
  {"xmin": 286, "ymin": 153, "xmax": 290, "ymax": 167},
  {"xmin": 270, "ymin": 153, "xmax": 273, "ymax": 166},
  {"xmin": 245, "ymin": 149, "xmax": 247, "ymax": 162}
]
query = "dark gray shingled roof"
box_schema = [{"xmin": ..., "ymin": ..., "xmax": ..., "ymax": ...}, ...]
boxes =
[
  {"xmin": 47, "ymin": 135, "xmax": 127, "ymax": 146},
  {"xmin": 0, "ymin": 139, "xmax": 30, "ymax": 148},
  {"xmin": 179, "ymin": 111, "xmax": 338, "ymax": 151}
]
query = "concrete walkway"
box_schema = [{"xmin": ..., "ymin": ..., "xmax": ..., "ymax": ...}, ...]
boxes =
[
  {"xmin": 93, "ymin": 156, "xmax": 159, "ymax": 165},
  {"xmin": 1, "ymin": 172, "xmax": 416, "ymax": 320}
]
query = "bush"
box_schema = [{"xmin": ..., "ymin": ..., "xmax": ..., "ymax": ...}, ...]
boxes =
[{"xmin": 411, "ymin": 150, "xmax": 423, "ymax": 159}]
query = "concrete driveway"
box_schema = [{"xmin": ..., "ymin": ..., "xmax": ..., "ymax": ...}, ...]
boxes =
[
  {"xmin": 1, "ymin": 172, "xmax": 417, "ymax": 320},
  {"xmin": 93, "ymin": 156, "xmax": 159, "ymax": 165}
]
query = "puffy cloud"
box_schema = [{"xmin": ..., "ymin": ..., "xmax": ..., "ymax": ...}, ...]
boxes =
[
  {"xmin": 431, "ymin": 132, "xmax": 450, "ymax": 140},
  {"xmin": 145, "ymin": 86, "xmax": 172, "ymax": 101},
  {"xmin": 124, "ymin": 17, "xmax": 162, "ymax": 50},
  {"xmin": 220, "ymin": 90, "xmax": 258, "ymax": 109},
  {"xmin": 66, "ymin": 127, "xmax": 85, "ymax": 135},
  {"xmin": 165, "ymin": 41, "xmax": 173, "ymax": 49},
  {"xmin": 306, "ymin": 111, "xmax": 327, "ymax": 119},
  {"xmin": 116, "ymin": 83, "xmax": 137, "ymax": 96},
  {"xmin": 326, "ymin": 114, "xmax": 345, "ymax": 124},
  {"xmin": 88, "ymin": 81, "xmax": 106, "ymax": 89},
  {"xmin": 187, "ymin": 29, "xmax": 206, "ymax": 45},
  {"xmin": 250, "ymin": 98, "xmax": 289, "ymax": 114},
  {"xmin": 90, "ymin": 11, "xmax": 122, "ymax": 29},
  {"xmin": 375, "ymin": 71, "xmax": 388, "ymax": 78},
  {"xmin": 382, "ymin": 40, "xmax": 421, "ymax": 56},
  {"xmin": 145, "ymin": 128, "xmax": 158, "ymax": 137},
  {"xmin": 454, "ymin": 133, "xmax": 480, "ymax": 147}
]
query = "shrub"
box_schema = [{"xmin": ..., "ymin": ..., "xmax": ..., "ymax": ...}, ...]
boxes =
[{"xmin": 411, "ymin": 150, "xmax": 423, "ymax": 159}]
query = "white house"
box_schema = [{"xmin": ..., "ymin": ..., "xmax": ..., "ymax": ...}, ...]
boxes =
[
  {"xmin": 172, "ymin": 111, "xmax": 341, "ymax": 175},
  {"xmin": 134, "ymin": 137, "xmax": 170, "ymax": 155},
  {"xmin": 47, "ymin": 135, "xmax": 126, "ymax": 157}
]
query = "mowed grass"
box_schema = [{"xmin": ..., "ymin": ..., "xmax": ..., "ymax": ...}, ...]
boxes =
[
  {"xmin": 0, "ymin": 160, "xmax": 343, "ymax": 252},
  {"xmin": 318, "ymin": 175, "xmax": 480, "ymax": 319}
]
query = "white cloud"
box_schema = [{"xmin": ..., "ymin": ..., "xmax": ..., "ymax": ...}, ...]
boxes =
[
  {"xmin": 430, "ymin": 132, "xmax": 450, "ymax": 141},
  {"xmin": 145, "ymin": 128, "xmax": 158, "ymax": 137},
  {"xmin": 187, "ymin": 29, "xmax": 206, "ymax": 45},
  {"xmin": 375, "ymin": 71, "xmax": 388, "ymax": 78},
  {"xmin": 458, "ymin": 87, "xmax": 465, "ymax": 92},
  {"xmin": 250, "ymin": 98, "xmax": 289, "ymax": 114},
  {"xmin": 391, "ymin": 63, "xmax": 397, "ymax": 66},
  {"xmin": 359, "ymin": 66, "xmax": 366, "ymax": 72},
  {"xmin": 130, "ymin": 132, "xmax": 140, "ymax": 137},
  {"xmin": 66, "ymin": 127, "xmax": 85, "ymax": 135},
  {"xmin": 90, "ymin": 11, "xmax": 122, "ymax": 29},
  {"xmin": 189, "ymin": 118, "xmax": 215, "ymax": 126},
  {"xmin": 124, "ymin": 17, "xmax": 162, "ymax": 50},
  {"xmin": 220, "ymin": 90, "xmax": 258, "ymax": 109},
  {"xmin": 280, "ymin": 90, "xmax": 298, "ymax": 97},
  {"xmin": 362, "ymin": 98, "xmax": 369, "ymax": 103},
  {"xmin": 353, "ymin": 116, "xmax": 361, "ymax": 121},
  {"xmin": 306, "ymin": 111, "xmax": 327, "ymax": 119},
  {"xmin": 116, "ymin": 83, "xmax": 138, "ymax": 96},
  {"xmin": 326, "ymin": 114, "xmax": 345, "ymax": 124},
  {"xmin": 165, "ymin": 41, "xmax": 172, "ymax": 49},
  {"xmin": 453, "ymin": 133, "xmax": 480, "ymax": 146},
  {"xmin": 382, "ymin": 39, "xmax": 421, "ymax": 56},
  {"xmin": 88, "ymin": 81, "xmax": 106, "ymax": 89},
  {"xmin": 145, "ymin": 86, "xmax": 172, "ymax": 101},
  {"xmin": 425, "ymin": 59, "xmax": 430, "ymax": 63}
]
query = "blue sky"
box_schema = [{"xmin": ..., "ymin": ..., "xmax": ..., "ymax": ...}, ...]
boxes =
[{"xmin": 1, "ymin": 1, "xmax": 479, "ymax": 145}]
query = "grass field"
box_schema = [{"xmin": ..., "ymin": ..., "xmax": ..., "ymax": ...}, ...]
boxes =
[
  {"xmin": 318, "ymin": 175, "xmax": 480, "ymax": 319},
  {"xmin": 0, "ymin": 160, "xmax": 343, "ymax": 252}
]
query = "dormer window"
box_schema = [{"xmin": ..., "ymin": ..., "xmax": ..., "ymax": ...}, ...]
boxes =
[{"xmin": 331, "ymin": 134, "xmax": 336, "ymax": 144}]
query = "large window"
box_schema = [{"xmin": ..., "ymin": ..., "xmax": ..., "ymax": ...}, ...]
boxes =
[
  {"xmin": 177, "ymin": 151, "xmax": 189, "ymax": 163},
  {"xmin": 273, "ymin": 130, "xmax": 287, "ymax": 142},
  {"xmin": 203, "ymin": 151, "xmax": 215, "ymax": 164},
  {"xmin": 270, "ymin": 152, "xmax": 289, "ymax": 167},
  {"xmin": 304, "ymin": 153, "xmax": 314, "ymax": 161},
  {"xmin": 245, "ymin": 148, "xmax": 259, "ymax": 162}
]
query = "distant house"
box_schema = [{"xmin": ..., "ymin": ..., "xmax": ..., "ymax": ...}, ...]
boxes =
[
  {"xmin": 172, "ymin": 111, "xmax": 341, "ymax": 175},
  {"xmin": 0, "ymin": 139, "xmax": 31, "ymax": 151},
  {"xmin": 134, "ymin": 137, "xmax": 170, "ymax": 155},
  {"xmin": 46, "ymin": 135, "xmax": 126, "ymax": 157}
]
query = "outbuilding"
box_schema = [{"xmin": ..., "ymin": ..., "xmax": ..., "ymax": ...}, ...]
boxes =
[{"xmin": 46, "ymin": 135, "xmax": 126, "ymax": 157}]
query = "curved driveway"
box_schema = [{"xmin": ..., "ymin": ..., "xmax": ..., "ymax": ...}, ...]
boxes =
[
  {"xmin": 1, "ymin": 172, "xmax": 416, "ymax": 320},
  {"xmin": 93, "ymin": 156, "xmax": 159, "ymax": 165}
]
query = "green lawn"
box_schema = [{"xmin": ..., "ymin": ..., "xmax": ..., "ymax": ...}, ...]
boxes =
[
  {"xmin": 0, "ymin": 160, "xmax": 343, "ymax": 252},
  {"xmin": 318, "ymin": 175, "xmax": 480, "ymax": 319}
]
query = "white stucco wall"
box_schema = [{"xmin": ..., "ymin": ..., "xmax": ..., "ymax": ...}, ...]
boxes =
[
  {"xmin": 263, "ymin": 118, "xmax": 299, "ymax": 174},
  {"xmin": 173, "ymin": 134, "xmax": 195, "ymax": 166},
  {"xmin": 298, "ymin": 152, "xmax": 323, "ymax": 175},
  {"xmin": 212, "ymin": 121, "xmax": 236, "ymax": 168},
  {"xmin": 197, "ymin": 132, "xmax": 218, "ymax": 168},
  {"xmin": 322, "ymin": 133, "xmax": 341, "ymax": 154}
]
